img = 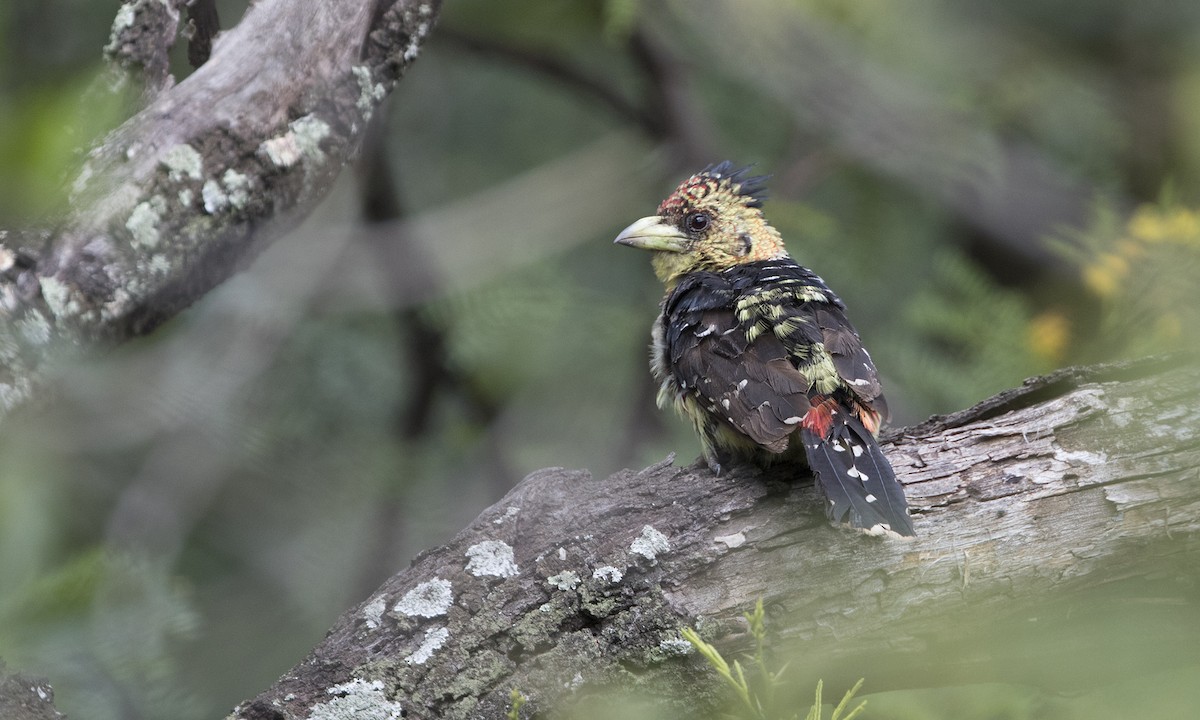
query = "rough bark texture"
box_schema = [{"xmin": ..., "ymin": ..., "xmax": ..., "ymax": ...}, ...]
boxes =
[
  {"xmin": 219, "ymin": 355, "xmax": 1200, "ymax": 719},
  {"xmin": 0, "ymin": 662, "xmax": 62, "ymax": 720},
  {"xmin": 0, "ymin": 0, "xmax": 440, "ymax": 418}
]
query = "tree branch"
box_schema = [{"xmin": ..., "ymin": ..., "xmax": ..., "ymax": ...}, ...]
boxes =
[
  {"xmin": 0, "ymin": 0, "xmax": 441, "ymax": 420},
  {"xmin": 0, "ymin": 662, "xmax": 60, "ymax": 720},
  {"xmin": 220, "ymin": 354, "xmax": 1200, "ymax": 719}
]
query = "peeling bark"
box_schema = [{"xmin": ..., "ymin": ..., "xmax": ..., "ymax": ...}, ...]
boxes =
[
  {"xmin": 222, "ymin": 355, "xmax": 1200, "ymax": 719},
  {"xmin": 0, "ymin": 0, "xmax": 441, "ymax": 419}
]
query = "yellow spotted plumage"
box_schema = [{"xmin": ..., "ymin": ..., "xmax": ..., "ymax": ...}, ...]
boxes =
[{"xmin": 616, "ymin": 163, "xmax": 914, "ymax": 536}]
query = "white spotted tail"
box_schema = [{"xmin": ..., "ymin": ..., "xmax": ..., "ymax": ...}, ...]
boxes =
[{"xmin": 801, "ymin": 416, "xmax": 915, "ymax": 537}]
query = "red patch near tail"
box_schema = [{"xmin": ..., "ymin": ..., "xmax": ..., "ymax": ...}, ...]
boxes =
[
  {"xmin": 857, "ymin": 406, "xmax": 882, "ymax": 435},
  {"xmin": 800, "ymin": 397, "xmax": 840, "ymax": 440}
]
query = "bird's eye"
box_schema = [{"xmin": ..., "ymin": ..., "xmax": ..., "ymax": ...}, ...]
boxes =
[{"xmin": 685, "ymin": 212, "xmax": 711, "ymax": 233}]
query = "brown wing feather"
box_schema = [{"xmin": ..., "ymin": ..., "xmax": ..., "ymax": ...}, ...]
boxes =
[
  {"xmin": 671, "ymin": 309, "xmax": 813, "ymax": 452},
  {"xmin": 811, "ymin": 303, "xmax": 888, "ymax": 419}
]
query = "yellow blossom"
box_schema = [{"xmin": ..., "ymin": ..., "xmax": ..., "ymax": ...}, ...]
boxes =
[
  {"xmin": 1082, "ymin": 252, "xmax": 1129, "ymax": 298},
  {"xmin": 1128, "ymin": 206, "xmax": 1168, "ymax": 243},
  {"xmin": 1165, "ymin": 209, "xmax": 1200, "ymax": 244},
  {"xmin": 1027, "ymin": 310, "xmax": 1070, "ymax": 363},
  {"xmin": 1098, "ymin": 252, "xmax": 1128, "ymax": 275},
  {"xmin": 1082, "ymin": 263, "xmax": 1118, "ymax": 297}
]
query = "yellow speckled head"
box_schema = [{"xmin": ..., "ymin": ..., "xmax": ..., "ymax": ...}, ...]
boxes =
[{"xmin": 614, "ymin": 163, "xmax": 789, "ymax": 287}]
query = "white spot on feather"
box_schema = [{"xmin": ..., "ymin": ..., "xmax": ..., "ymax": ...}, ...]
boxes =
[{"xmin": 784, "ymin": 416, "xmax": 802, "ymax": 425}]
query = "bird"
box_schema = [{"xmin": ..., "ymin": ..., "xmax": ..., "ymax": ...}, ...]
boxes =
[{"xmin": 614, "ymin": 162, "xmax": 915, "ymax": 537}]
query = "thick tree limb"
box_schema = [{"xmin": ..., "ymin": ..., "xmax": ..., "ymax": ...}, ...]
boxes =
[
  {"xmin": 0, "ymin": 0, "xmax": 440, "ymax": 419},
  {"xmin": 222, "ymin": 355, "xmax": 1200, "ymax": 719}
]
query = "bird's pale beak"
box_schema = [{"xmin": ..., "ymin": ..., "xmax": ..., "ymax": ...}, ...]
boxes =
[{"xmin": 613, "ymin": 216, "xmax": 688, "ymax": 253}]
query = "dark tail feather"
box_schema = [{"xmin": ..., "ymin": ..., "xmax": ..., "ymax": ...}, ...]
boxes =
[{"xmin": 801, "ymin": 418, "xmax": 915, "ymax": 537}]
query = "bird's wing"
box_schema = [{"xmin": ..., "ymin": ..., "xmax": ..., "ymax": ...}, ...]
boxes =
[
  {"xmin": 664, "ymin": 277, "xmax": 814, "ymax": 453},
  {"xmin": 754, "ymin": 284, "xmax": 886, "ymax": 420},
  {"xmin": 809, "ymin": 302, "xmax": 887, "ymax": 414}
]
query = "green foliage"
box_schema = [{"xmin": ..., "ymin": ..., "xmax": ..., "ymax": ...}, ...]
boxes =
[
  {"xmin": 0, "ymin": 550, "xmax": 204, "ymax": 720},
  {"xmin": 682, "ymin": 600, "xmax": 866, "ymax": 720},
  {"xmin": 506, "ymin": 687, "xmax": 528, "ymax": 720},
  {"xmin": 1055, "ymin": 198, "xmax": 1200, "ymax": 357},
  {"xmin": 602, "ymin": 0, "xmax": 642, "ymax": 41},
  {"xmin": 0, "ymin": 69, "xmax": 129, "ymax": 222},
  {"xmin": 884, "ymin": 249, "xmax": 1047, "ymax": 414}
]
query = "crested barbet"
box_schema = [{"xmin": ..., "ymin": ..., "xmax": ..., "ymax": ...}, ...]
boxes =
[{"xmin": 615, "ymin": 163, "xmax": 915, "ymax": 537}]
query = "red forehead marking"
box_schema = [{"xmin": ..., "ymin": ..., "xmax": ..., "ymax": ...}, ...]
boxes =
[{"xmin": 657, "ymin": 175, "xmax": 721, "ymax": 215}]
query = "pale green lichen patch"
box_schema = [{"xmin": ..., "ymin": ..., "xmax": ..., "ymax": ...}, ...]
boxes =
[
  {"xmin": 178, "ymin": 188, "xmax": 193, "ymax": 207},
  {"xmin": 492, "ymin": 506, "xmax": 520, "ymax": 525},
  {"xmin": 147, "ymin": 254, "xmax": 170, "ymax": 275},
  {"xmin": 353, "ymin": 65, "xmax": 387, "ymax": 118},
  {"xmin": 126, "ymin": 195, "xmax": 167, "ymax": 248},
  {"xmin": 630, "ymin": 525, "xmax": 670, "ymax": 561},
  {"xmin": 657, "ymin": 636, "xmax": 694, "ymax": 657},
  {"xmin": 40, "ymin": 276, "xmax": 80, "ymax": 319},
  {"xmin": 362, "ymin": 596, "xmax": 387, "ymax": 629},
  {"xmin": 547, "ymin": 571, "xmax": 580, "ymax": 591},
  {"xmin": 394, "ymin": 578, "xmax": 453, "ymax": 618},
  {"xmin": 405, "ymin": 626, "xmax": 449, "ymax": 665},
  {"xmin": 309, "ymin": 678, "xmax": 403, "ymax": 720},
  {"xmin": 0, "ymin": 378, "xmax": 32, "ymax": 412},
  {"xmin": 205, "ymin": 169, "xmax": 253, "ymax": 213},
  {"xmin": 259, "ymin": 115, "xmax": 331, "ymax": 168},
  {"xmin": 162, "ymin": 144, "xmax": 204, "ymax": 182},
  {"xmin": 109, "ymin": 3, "xmax": 136, "ymax": 36},
  {"xmin": 465, "ymin": 540, "xmax": 519, "ymax": 578},
  {"xmin": 403, "ymin": 21, "xmax": 431, "ymax": 62},
  {"xmin": 17, "ymin": 309, "xmax": 52, "ymax": 345},
  {"xmin": 592, "ymin": 565, "xmax": 623, "ymax": 584},
  {"xmin": 101, "ymin": 287, "xmax": 133, "ymax": 322},
  {"xmin": 222, "ymin": 169, "xmax": 250, "ymax": 207},
  {"xmin": 202, "ymin": 180, "xmax": 227, "ymax": 213}
]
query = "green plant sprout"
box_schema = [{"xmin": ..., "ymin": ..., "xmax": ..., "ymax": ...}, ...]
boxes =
[
  {"xmin": 681, "ymin": 600, "xmax": 866, "ymax": 720},
  {"xmin": 506, "ymin": 688, "xmax": 528, "ymax": 720}
]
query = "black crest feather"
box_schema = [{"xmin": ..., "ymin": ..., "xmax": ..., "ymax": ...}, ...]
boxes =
[{"xmin": 702, "ymin": 161, "xmax": 770, "ymax": 208}]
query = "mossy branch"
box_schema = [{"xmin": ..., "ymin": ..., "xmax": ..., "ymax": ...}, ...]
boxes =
[{"xmin": 0, "ymin": 0, "xmax": 442, "ymax": 420}]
